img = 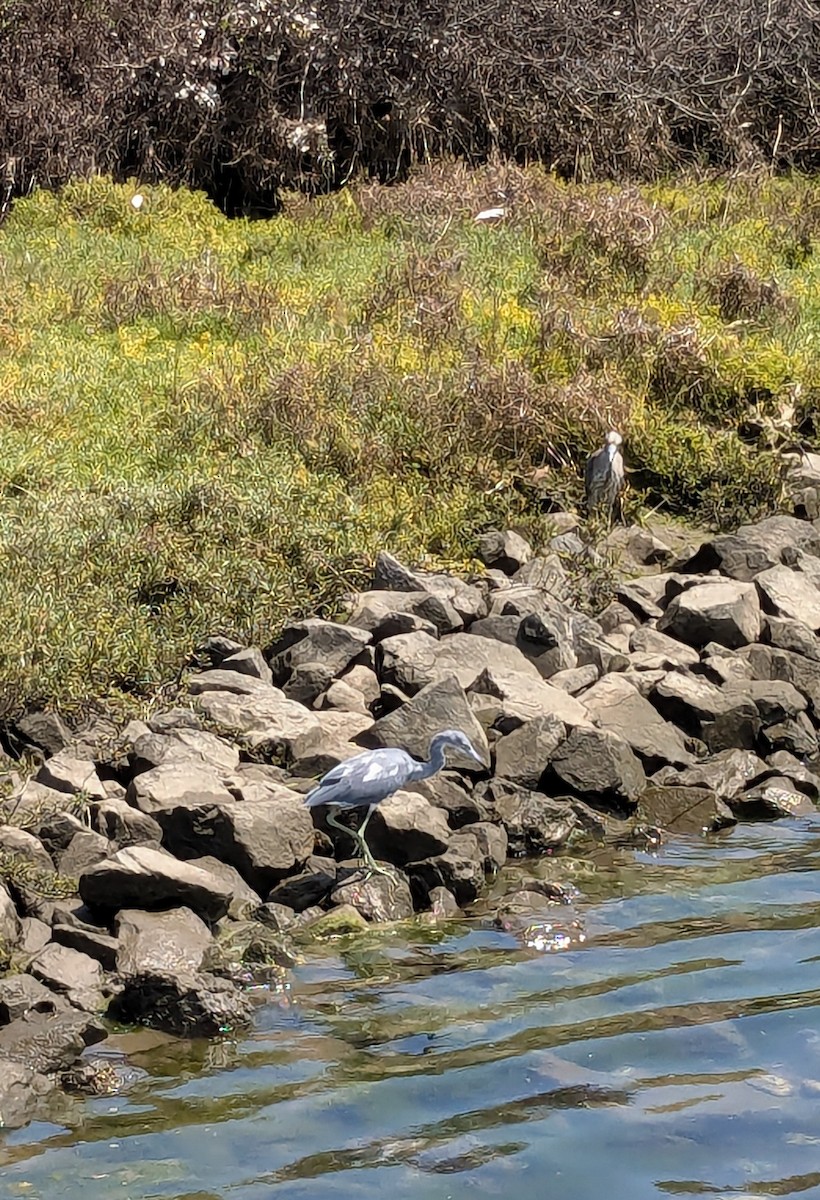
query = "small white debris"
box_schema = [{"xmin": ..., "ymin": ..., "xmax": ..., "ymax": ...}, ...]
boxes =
[
  {"xmin": 474, "ymin": 206, "xmax": 507, "ymax": 223},
  {"xmin": 130, "ymin": 194, "xmax": 144, "ymax": 211}
]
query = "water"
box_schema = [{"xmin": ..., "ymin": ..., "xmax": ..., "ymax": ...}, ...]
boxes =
[{"xmin": 3, "ymin": 816, "xmax": 820, "ymax": 1200}]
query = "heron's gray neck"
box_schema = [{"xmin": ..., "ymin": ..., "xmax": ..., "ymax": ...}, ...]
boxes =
[{"xmin": 415, "ymin": 741, "xmax": 447, "ymax": 781}]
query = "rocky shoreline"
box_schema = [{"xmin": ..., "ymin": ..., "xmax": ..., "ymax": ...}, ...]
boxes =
[{"xmin": 3, "ymin": 509, "xmax": 820, "ymax": 1129}]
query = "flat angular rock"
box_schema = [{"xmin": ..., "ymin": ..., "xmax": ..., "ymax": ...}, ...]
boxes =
[
  {"xmin": 14, "ymin": 710, "xmax": 72, "ymax": 757},
  {"xmin": 147, "ymin": 706, "xmax": 203, "ymax": 733},
  {"xmin": 494, "ymin": 715, "xmax": 567, "ymax": 788},
  {"xmin": 339, "ymin": 664, "xmax": 381, "ymax": 707},
  {"xmin": 131, "ymin": 728, "xmax": 240, "ymax": 777},
  {"xmin": 158, "ymin": 792, "xmax": 314, "ymax": 895},
  {"xmin": 0, "ymin": 1057, "xmax": 51, "ymax": 1129},
  {"xmin": 479, "ymin": 780, "xmax": 578, "ymax": 856},
  {"xmin": 116, "ymin": 907, "xmax": 213, "ymax": 976},
  {"xmin": 89, "ymin": 797, "xmax": 162, "ymax": 847},
  {"xmin": 109, "ymin": 970, "xmax": 253, "ymax": 1037},
  {"xmin": 128, "ymin": 762, "xmax": 235, "ymax": 817},
  {"xmin": 408, "ymin": 773, "xmax": 486, "ymax": 828},
  {"xmin": 673, "ymin": 748, "xmax": 770, "ymax": 800},
  {"xmin": 756, "ymin": 565, "xmax": 820, "ymax": 630},
  {"xmin": 188, "ymin": 668, "xmax": 275, "ymax": 696},
  {"xmin": 581, "ymin": 674, "xmax": 692, "ymax": 771},
  {"xmin": 28, "ymin": 943, "xmax": 104, "ymax": 1010},
  {"xmin": 79, "ymin": 846, "xmax": 232, "ymax": 921},
  {"xmin": 477, "ymin": 529, "xmax": 533, "ymax": 575},
  {"xmin": 761, "ymin": 715, "xmax": 818, "ymax": 757},
  {"xmin": 51, "ymin": 924, "xmax": 119, "ymax": 972},
  {"xmin": 35, "ymin": 754, "xmax": 107, "ymax": 801},
  {"xmin": 360, "ymin": 675, "xmax": 489, "ymax": 765},
  {"xmin": 378, "ymin": 629, "xmax": 549, "ymax": 697},
  {"xmin": 765, "ymin": 616, "xmax": 820, "ymax": 661},
  {"xmin": 550, "ymin": 663, "xmax": 600, "ymax": 694},
  {"xmin": 729, "ymin": 779, "xmax": 816, "ymax": 820},
  {"xmin": 0, "ymin": 880, "xmax": 21, "ymax": 947},
  {"xmin": 550, "ymin": 726, "xmax": 646, "ymax": 806},
  {"xmin": 407, "ymin": 844, "xmax": 486, "ymax": 907},
  {"xmin": 58, "ymin": 830, "xmax": 111, "ymax": 876},
  {"xmin": 356, "ymin": 791, "xmax": 452, "ymax": 866},
  {"xmin": 266, "ymin": 856, "xmax": 338, "ymax": 911},
  {"xmin": 345, "ymin": 590, "xmax": 462, "ymax": 636},
  {"xmin": 219, "ymin": 646, "xmax": 273, "ymax": 684},
  {"xmin": 186, "ymin": 856, "xmax": 262, "ymax": 917},
  {"xmin": 0, "ymin": 1009, "xmax": 106, "ymax": 1074},
  {"xmin": 629, "ymin": 626, "xmax": 700, "ymax": 668},
  {"xmin": 651, "ymin": 672, "xmax": 760, "ymax": 752},
  {"xmin": 195, "ymin": 689, "xmax": 322, "ymax": 756},
  {"xmin": 458, "ymin": 822, "xmax": 508, "ymax": 872},
  {"xmin": 658, "ymin": 580, "xmax": 762, "ymax": 649},
  {"xmin": 319, "ymin": 679, "xmax": 371, "ymax": 714},
  {"xmin": 628, "ymin": 527, "xmax": 672, "ymax": 565},
  {"xmin": 739, "ymin": 644, "xmax": 820, "ymax": 717},
  {"xmin": 467, "ymin": 666, "xmax": 591, "ymax": 730},
  {"xmin": 469, "ymin": 613, "xmax": 577, "ymax": 677},
  {"xmin": 19, "ymin": 917, "xmax": 52, "ymax": 956},
  {"xmin": 636, "ymin": 786, "xmax": 736, "ymax": 833},
  {"xmin": 330, "ymin": 870, "xmax": 415, "ymax": 922},
  {"xmin": 0, "ymin": 975, "xmax": 66, "ymax": 1024},
  {"xmin": 267, "ymin": 618, "xmax": 371, "ymax": 686},
  {"xmin": 679, "ymin": 517, "xmax": 820, "ymax": 580},
  {"xmin": 372, "ymin": 553, "xmax": 486, "ymax": 621}
]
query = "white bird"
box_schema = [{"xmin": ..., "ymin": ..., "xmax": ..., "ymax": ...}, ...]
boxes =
[
  {"xmin": 305, "ymin": 730, "xmax": 486, "ymax": 876},
  {"xmin": 585, "ymin": 430, "xmax": 625, "ymax": 522},
  {"xmin": 130, "ymin": 194, "xmax": 145, "ymax": 211},
  {"xmin": 474, "ymin": 206, "xmax": 507, "ymax": 223}
]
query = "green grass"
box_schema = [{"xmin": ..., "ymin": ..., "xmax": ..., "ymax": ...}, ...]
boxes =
[{"xmin": 0, "ymin": 164, "xmax": 815, "ymax": 715}]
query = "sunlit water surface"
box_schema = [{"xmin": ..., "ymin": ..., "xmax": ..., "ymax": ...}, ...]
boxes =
[{"xmin": 3, "ymin": 816, "xmax": 820, "ymax": 1200}]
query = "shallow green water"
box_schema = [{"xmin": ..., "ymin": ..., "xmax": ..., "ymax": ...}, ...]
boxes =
[{"xmin": 3, "ymin": 816, "xmax": 820, "ymax": 1200}]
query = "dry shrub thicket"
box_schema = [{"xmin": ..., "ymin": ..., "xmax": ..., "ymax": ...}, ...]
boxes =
[{"xmin": 3, "ymin": 0, "xmax": 820, "ymax": 211}]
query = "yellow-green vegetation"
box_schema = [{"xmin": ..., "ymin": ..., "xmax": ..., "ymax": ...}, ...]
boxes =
[{"xmin": 0, "ymin": 164, "xmax": 816, "ymax": 714}]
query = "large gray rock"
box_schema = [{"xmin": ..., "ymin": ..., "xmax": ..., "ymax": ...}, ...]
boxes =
[
  {"xmin": 34, "ymin": 754, "xmax": 107, "ymax": 801},
  {"xmin": 127, "ymin": 762, "xmax": 235, "ymax": 817},
  {"xmin": 350, "ymin": 791, "xmax": 452, "ymax": 867},
  {"xmin": 267, "ymin": 618, "xmax": 371, "ymax": 686},
  {"xmin": 0, "ymin": 1008, "xmax": 106, "ymax": 1075},
  {"xmin": 756, "ymin": 565, "xmax": 820, "ymax": 630},
  {"xmin": 0, "ymin": 825, "xmax": 55, "ymax": 874},
  {"xmin": 0, "ymin": 1058, "xmax": 50, "ymax": 1129},
  {"xmin": 628, "ymin": 626, "xmax": 700, "ymax": 668},
  {"xmin": 157, "ymin": 791, "xmax": 314, "ymax": 895},
  {"xmin": 89, "ymin": 797, "xmax": 162, "ymax": 847},
  {"xmin": 372, "ymin": 552, "xmax": 486, "ymax": 621},
  {"xmin": 188, "ymin": 669, "xmax": 275, "ymax": 696},
  {"xmin": 467, "ymin": 665, "xmax": 590, "ymax": 731},
  {"xmin": 109, "ymin": 970, "xmax": 253, "ymax": 1037},
  {"xmin": 51, "ymin": 923, "xmax": 119, "ymax": 972},
  {"xmin": 479, "ymin": 780, "xmax": 578, "ymax": 856},
  {"xmin": 729, "ymin": 778, "xmax": 816, "ymax": 819},
  {"xmin": 345, "ymin": 590, "xmax": 462, "ymax": 636},
  {"xmin": 0, "ymin": 975, "xmax": 66, "ymax": 1024},
  {"xmin": 407, "ymin": 842, "xmax": 486, "ymax": 906},
  {"xmin": 550, "ymin": 726, "xmax": 646, "ymax": 806},
  {"xmin": 330, "ymin": 871, "xmax": 415, "ymax": 923},
  {"xmin": 58, "ymin": 830, "xmax": 111, "ymax": 876},
  {"xmin": 13, "ymin": 710, "xmax": 72, "ymax": 757},
  {"xmin": 195, "ymin": 688, "xmax": 322, "ymax": 757},
  {"xmin": 658, "ymin": 580, "xmax": 762, "ymax": 649},
  {"xmin": 28, "ymin": 943, "xmax": 104, "ymax": 1011},
  {"xmin": 581, "ymin": 674, "xmax": 693, "ymax": 771},
  {"xmin": 360, "ymin": 675, "xmax": 489, "ymax": 764},
  {"xmin": 219, "ymin": 646, "xmax": 273, "ymax": 684},
  {"xmin": 738, "ymin": 644, "xmax": 820, "ymax": 717},
  {"xmin": 469, "ymin": 613, "xmax": 577, "ymax": 677},
  {"xmin": 679, "ymin": 516, "xmax": 820, "ymax": 580},
  {"xmin": 131, "ymin": 728, "xmax": 240, "ymax": 777},
  {"xmin": 670, "ymin": 748, "xmax": 770, "ymax": 800},
  {"xmin": 378, "ymin": 630, "xmax": 547, "ymax": 696},
  {"xmin": 637, "ymin": 786, "xmax": 736, "ymax": 833},
  {"xmin": 79, "ymin": 846, "xmax": 232, "ymax": 921},
  {"xmin": 651, "ymin": 672, "xmax": 760, "ymax": 752},
  {"xmin": 116, "ymin": 907, "xmax": 213, "ymax": 976},
  {"xmin": 765, "ymin": 616, "xmax": 820, "ymax": 661},
  {"xmin": 0, "ymin": 880, "xmax": 21, "ymax": 948},
  {"xmin": 477, "ymin": 529, "xmax": 533, "ymax": 575},
  {"xmin": 186, "ymin": 856, "xmax": 262, "ymax": 917},
  {"xmin": 493, "ymin": 715, "xmax": 567, "ymax": 788}
]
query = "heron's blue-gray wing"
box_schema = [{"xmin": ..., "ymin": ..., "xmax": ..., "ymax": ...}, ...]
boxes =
[{"xmin": 305, "ymin": 747, "xmax": 417, "ymax": 810}]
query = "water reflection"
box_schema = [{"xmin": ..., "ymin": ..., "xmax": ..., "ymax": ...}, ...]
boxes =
[{"xmin": 1, "ymin": 818, "xmax": 820, "ymax": 1200}]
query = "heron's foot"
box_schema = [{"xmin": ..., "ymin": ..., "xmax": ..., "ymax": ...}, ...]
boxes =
[{"xmin": 354, "ymin": 847, "xmax": 396, "ymax": 880}]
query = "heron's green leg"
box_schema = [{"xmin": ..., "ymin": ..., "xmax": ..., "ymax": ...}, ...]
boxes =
[{"xmin": 352, "ymin": 806, "xmax": 394, "ymax": 878}]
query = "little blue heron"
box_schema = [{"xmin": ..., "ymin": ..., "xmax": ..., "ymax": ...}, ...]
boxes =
[
  {"xmin": 585, "ymin": 429, "xmax": 624, "ymax": 522},
  {"xmin": 305, "ymin": 729, "xmax": 487, "ymax": 876}
]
